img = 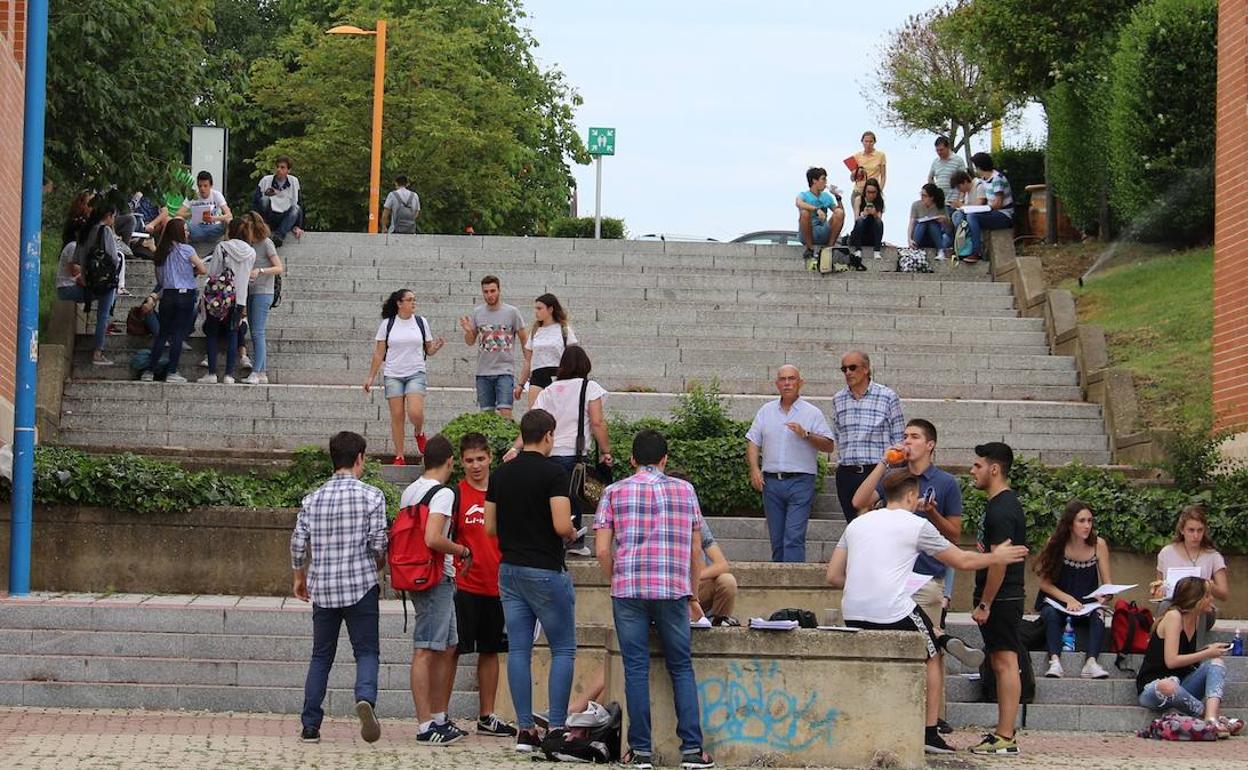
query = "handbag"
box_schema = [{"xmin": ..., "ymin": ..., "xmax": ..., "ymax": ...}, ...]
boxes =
[{"xmin": 570, "ymin": 379, "xmax": 612, "ymax": 510}]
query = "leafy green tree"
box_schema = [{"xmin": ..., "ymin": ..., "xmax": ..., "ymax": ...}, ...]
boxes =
[
  {"xmin": 245, "ymin": 0, "xmax": 587, "ymax": 233},
  {"xmin": 868, "ymin": 2, "xmax": 1019, "ymax": 165}
]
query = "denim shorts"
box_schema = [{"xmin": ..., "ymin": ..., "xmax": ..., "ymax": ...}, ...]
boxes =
[
  {"xmin": 476, "ymin": 374, "xmax": 515, "ymax": 410},
  {"xmin": 383, "ymin": 370, "xmax": 428, "ymax": 398},
  {"xmin": 411, "ymin": 579, "xmax": 458, "ymax": 651}
]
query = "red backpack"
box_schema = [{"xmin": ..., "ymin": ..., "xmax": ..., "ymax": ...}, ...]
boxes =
[
  {"xmin": 389, "ymin": 484, "xmax": 456, "ymax": 594},
  {"xmin": 1109, "ymin": 599, "xmax": 1154, "ymax": 669}
]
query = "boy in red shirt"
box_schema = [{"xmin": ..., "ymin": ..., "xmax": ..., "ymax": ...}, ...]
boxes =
[{"xmin": 454, "ymin": 432, "xmax": 517, "ymax": 737}]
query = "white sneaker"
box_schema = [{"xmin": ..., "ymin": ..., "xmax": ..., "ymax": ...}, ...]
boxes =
[
  {"xmin": 872, "ymin": 250, "xmax": 882, "ymax": 260},
  {"xmin": 198, "ymin": 357, "xmax": 208, "ymax": 367},
  {"xmin": 139, "ymin": 371, "xmax": 154, "ymax": 382},
  {"xmin": 935, "ymin": 250, "xmax": 947, "ymax": 261},
  {"xmin": 166, "ymin": 372, "xmax": 187, "ymax": 384},
  {"xmin": 239, "ymin": 353, "xmax": 253, "ymax": 369},
  {"xmin": 222, "ymin": 374, "xmax": 236, "ymax": 384},
  {"xmin": 198, "ymin": 373, "xmax": 218, "ymax": 384},
  {"xmin": 241, "ymin": 372, "xmax": 266, "ymax": 385},
  {"xmin": 852, "ymin": 249, "xmax": 862, "ymax": 259},
  {"xmin": 1081, "ymin": 657, "xmax": 1109, "ymax": 679},
  {"xmin": 1045, "ymin": 657, "xmax": 1064, "ymax": 678}
]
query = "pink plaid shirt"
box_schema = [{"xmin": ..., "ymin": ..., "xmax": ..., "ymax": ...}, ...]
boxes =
[{"xmin": 594, "ymin": 467, "xmax": 702, "ymax": 600}]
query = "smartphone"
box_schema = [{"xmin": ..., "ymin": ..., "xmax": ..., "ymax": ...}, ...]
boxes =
[{"xmin": 924, "ymin": 488, "xmax": 936, "ymax": 506}]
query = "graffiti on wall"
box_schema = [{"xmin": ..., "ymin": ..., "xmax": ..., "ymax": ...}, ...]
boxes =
[{"xmin": 698, "ymin": 659, "xmax": 839, "ymax": 751}]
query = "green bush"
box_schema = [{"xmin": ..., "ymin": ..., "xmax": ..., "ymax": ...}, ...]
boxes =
[
  {"xmin": 437, "ymin": 411, "xmax": 520, "ymax": 478},
  {"xmin": 546, "ymin": 216, "xmax": 626, "ymax": 239},
  {"xmin": 1107, "ymin": 0, "xmax": 1217, "ymax": 243},
  {"xmin": 1047, "ymin": 79, "xmax": 1113, "ymax": 234},
  {"xmin": 993, "ymin": 143, "xmax": 1046, "ymax": 211}
]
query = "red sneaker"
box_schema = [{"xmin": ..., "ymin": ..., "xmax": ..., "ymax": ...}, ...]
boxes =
[
  {"xmin": 392, "ymin": 455, "xmax": 406, "ymax": 466},
  {"xmin": 416, "ymin": 433, "xmax": 428, "ymax": 454}
]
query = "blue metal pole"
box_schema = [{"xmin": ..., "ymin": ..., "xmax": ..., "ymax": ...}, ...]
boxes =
[{"xmin": 9, "ymin": 0, "xmax": 51, "ymax": 596}]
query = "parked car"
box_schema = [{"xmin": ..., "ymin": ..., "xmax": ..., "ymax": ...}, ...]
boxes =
[{"xmin": 731, "ymin": 230, "xmax": 802, "ymax": 246}]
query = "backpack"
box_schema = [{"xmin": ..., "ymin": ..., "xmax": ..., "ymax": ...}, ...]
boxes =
[
  {"xmin": 979, "ymin": 633, "xmax": 1036, "ymax": 705},
  {"xmin": 81, "ymin": 236, "xmax": 120, "ymax": 295},
  {"xmin": 202, "ymin": 265, "xmax": 237, "ymax": 322},
  {"xmin": 384, "ymin": 314, "xmax": 428, "ymax": 358},
  {"xmin": 768, "ymin": 608, "xmax": 818, "ymax": 629},
  {"xmin": 1109, "ymin": 599, "xmax": 1153, "ymax": 670},
  {"xmin": 391, "ymin": 190, "xmax": 419, "ymax": 234},
  {"xmin": 817, "ymin": 245, "xmax": 851, "ymax": 274},
  {"xmin": 546, "ymin": 701, "xmax": 623, "ymax": 763},
  {"xmin": 389, "ymin": 484, "xmax": 456, "ymax": 595},
  {"xmin": 128, "ymin": 349, "xmax": 170, "ymax": 379},
  {"xmin": 1138, "ymin": 714, "xmax": 1219, "ymax": 741},
  {"xmin": 954, "ymin": 218, "xmax": 973, "ymax": 259},
  {"xmin": 896, "ymin": 247, "xmax": 932, "ymax": 273}
]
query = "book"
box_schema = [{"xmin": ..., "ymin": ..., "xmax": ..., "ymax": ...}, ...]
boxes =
[
  {"xmin": 843, "ymin": 155, "xmax": 859, "ymax": 172},
  {"xmin": 748, "ymin": 617, "xmax": 799, "ymax": 631}
]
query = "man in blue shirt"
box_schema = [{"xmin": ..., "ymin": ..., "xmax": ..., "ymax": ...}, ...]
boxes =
[
  {"xmin": 746, "ymin": 365, "xmax": 836, "ymax": 562},
  {"xmin": 831, "ymin": 351, "xmax": 905, "ymax": 523},
  {"xmin": 795, "ymin": 167, "xmax": 846, "ymax": 269}
]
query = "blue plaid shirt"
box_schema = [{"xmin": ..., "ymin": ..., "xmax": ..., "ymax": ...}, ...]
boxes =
[
  {"xmin": 831, "ymin": 381, "xmax": 905, "ymax": 465},
  {"xmin": 290, "ymin": 473, "xmax": 389, "ymax": 608}
]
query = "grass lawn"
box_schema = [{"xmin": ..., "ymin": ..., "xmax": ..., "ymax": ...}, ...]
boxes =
[
  {"xmin": 38, "ymin": 228, "xmax": 62, "ymax": 330},
  {"xmin": 1068, "ymin": 247, "xmax": 1212, "ymax": 433}
]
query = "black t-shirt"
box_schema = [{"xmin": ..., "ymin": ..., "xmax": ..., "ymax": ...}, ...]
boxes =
[
  {"xmin": 973, "ymin": 488, "xmax": 1027, "ymax": 602},
  {"xmin": 486, "ymin": 451, "xmax": 571, "ymax": 572}
]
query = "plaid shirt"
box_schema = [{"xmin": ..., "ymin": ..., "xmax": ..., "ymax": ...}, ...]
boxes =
[
  {"xmin": 290, "ymin": 473, "xmax": 389, "ymax": 608},
  {"xmin": 831, "ymin": 380, "xmax": 905, "ymax": 465},
  {"xmin": 594, "ymin": 467, "xmax": 702, "ymax": 600}
]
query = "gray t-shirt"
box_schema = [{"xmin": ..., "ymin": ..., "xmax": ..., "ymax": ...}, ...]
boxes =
[
  {"xmin": 472, "ymin": 302, "xmax": 525, "ymax": 376},
  {"xmin": 383, "ymin": 188, "xmax": 420, "ymax": 233},
  {"xmin": 249, "ymin": 238, "xmax": 279, "ymax": 296}
]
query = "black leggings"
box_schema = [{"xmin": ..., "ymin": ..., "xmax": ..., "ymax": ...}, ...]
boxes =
[{"xmin": 849, "ymin": 215, "xmax": 884, "ymax": 249}]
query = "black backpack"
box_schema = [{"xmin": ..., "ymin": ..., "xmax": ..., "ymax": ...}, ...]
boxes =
[
  {"xmin": 979, "ymin": 641, "xmax": 1037, "ymax": 705},
  {"xmin": 546, "ymin": 701, "xmax": 622, "ymax": 763},
  {"xmin": 769, "ymin": 608, "xmax": 818, "ymax": 629},
  {"xmin": 81, "ymin": 233, "xmax": 120, "ymax": 295}
]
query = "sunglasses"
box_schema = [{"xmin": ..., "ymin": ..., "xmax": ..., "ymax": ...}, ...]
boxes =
[{"xmin": 840, "ymin": 364, "xmax": 861, "ymax": 373}]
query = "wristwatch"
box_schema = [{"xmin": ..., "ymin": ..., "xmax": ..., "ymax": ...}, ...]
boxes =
[{"xmin": 977, "ymin": 602, "xmax": 989, "ymax": 611}]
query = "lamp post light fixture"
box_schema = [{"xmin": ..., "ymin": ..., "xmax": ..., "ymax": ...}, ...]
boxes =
[{"xmin": 327, "ymin": 21, "xmax": 387, "ymax": 234}]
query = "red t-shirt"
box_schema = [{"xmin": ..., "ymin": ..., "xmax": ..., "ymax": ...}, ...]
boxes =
[{"xmin": 455, "ymin": 480, "xmax": 502, "ymax": 597}]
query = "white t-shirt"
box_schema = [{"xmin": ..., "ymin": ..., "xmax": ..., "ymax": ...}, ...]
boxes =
[
  {"xmin": 185, "ymin": 189, "xmax": 228, "ymax": 225},
  {"xmin": 400, "ymin": 477, "xmax": 456, "ymax": 578},
  {"xmin": 836, "ymin": 507, "xmax": 952, "ymax": 624},
  {"xmin": 375, "ymin": 315, "xmax": 430, "ymax": 378},
  {"xmin": 534, "ymin": 377, "xmax": 606, "ymax": 457},
  {"xmin": 525, "ymin": 323, "xmax": 577, "ymax": 371}
]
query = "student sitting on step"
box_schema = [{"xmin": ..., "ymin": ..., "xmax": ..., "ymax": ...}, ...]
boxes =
[
  {"xmin": 1136, "ymin": 576, "xmax": 1243, "ymax": 738},
  {"xmin": 795, "ymin": 166, "xmax": 846, "ymax": 269},
  {"xmin": 1034, "ymin": 500, "xmax": 1113, "ymax": 680},
  {"xmin": 177, "ymin": 171, "xmax": 233, "ymax": 245},
  {"xmin": 1152, "ymin": 505, "xmax": 1229, "ymax": 649}
]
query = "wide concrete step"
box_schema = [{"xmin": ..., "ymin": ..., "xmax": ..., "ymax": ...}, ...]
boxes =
[
  {"xmin": 947, "ymin": 702, "xmax": 1246, "ymax": 733},
  {"xmin": 944, "ymin": 672, "xmax": 1248, "ymax": 707}
]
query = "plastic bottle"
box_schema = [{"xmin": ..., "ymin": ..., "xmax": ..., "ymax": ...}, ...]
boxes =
[
  {"xmin": 1062, "ymin": 617, "xmax": 1076, "ymax": 652},
  {"xmin": 1233, "ymin": 628, "xmax": 1244, "ymax": 657}
]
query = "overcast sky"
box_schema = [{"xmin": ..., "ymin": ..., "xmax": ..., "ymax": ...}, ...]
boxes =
[{"xmin": 522, "ymin": 0, "xmax": 1043, "ymax": 244}]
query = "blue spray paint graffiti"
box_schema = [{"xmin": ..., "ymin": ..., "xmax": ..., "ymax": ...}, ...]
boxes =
[{"xmin": 698, "ymin": 659, "xmax": 839, "ymax": 751}]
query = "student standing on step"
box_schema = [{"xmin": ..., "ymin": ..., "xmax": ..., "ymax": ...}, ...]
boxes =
[
  {"xmin": 141, "ymin": 218, "xmax": 205, "ymax": 383},
  {"xmin": 827, "ymin": 469, "xmax": 1028, "ymax": 755},
  {"xmin": 452, "ymin": 432, "xmax": 518, "ymax": 738},
  {"xmin": 831, "ymin": 350, "xmax": 905, "ymax": 522},
  {"xmin": 460, "ymin": 275, "xmax": 528, "ymax": 419},
  {"xmin": 485, "ymin": 409, "xmax": 577, "ymax": 758},
  {"xmin": 199, "ymin": 218, "xmax": 257, "ymax": 384},
  {"xmin": 401, "ymin": 434, "xmax": 473, "ymax": 745},
  {"xmin": 363, "ymin": 289, "xmax": 446, "ymax": 464},
  {"xmin": 745, "ymin": 365, "xmax": 835, "ymax": 563},
  {"xmin": 595, "ymin": 429, "xmax": 715, "ymax": 770},
  {"xmin": 967, "ymin": 442, "xmax": 1026, "ymax": 756},
  {"xmin": 242, "ymin": 212, "xmax": 284, "ymax": 385},
  {"xmin": 516, "ymin": 293, "xmax": 577, "ymax": 408},
  {"xmin": 381, "ymin": 175, "xmax": 421, "ymax": 234},
  {"xmin": 290, "ymin": 431, "xmax": 388, "ymax": 745}
]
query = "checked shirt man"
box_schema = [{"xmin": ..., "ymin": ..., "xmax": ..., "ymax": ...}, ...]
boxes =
[{"xmin": 831, "ymin": 350, "xmax": 905, "ymax": 522}]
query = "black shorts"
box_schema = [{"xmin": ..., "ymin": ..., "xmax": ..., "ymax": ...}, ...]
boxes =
[
  {"xmin": 976, "ymin": 597, "xmax": 1024, "ymax": 653},
  {"xmin": 847, "ymin": 606, "xmax": 941, "ymax": 659},
  {"xmin": 530, "ymin": 367, "xmax": 558, "ymax": 389},
  {"xmin": 454, "ymin": 590, "xmax": 508, "ymax": 654}
]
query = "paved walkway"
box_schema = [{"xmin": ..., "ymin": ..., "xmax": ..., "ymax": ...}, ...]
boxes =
[{"xmin": 0, "ymin": 708, "xmax": 1242, "ymax": 769}]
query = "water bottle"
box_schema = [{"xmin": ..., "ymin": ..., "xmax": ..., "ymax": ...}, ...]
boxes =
[
  {"xmin": 1062, "ymin": 617, "xmax": 1076, "ymax": 652},
  {"xmin": 1233, "ymin": 629, "xmax": 1244, "ymax": 657}
]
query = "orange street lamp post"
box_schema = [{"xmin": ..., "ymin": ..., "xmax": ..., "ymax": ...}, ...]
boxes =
[{"xmin": 327, "ymin": 21, "xmax": 387, "ymax": 234}]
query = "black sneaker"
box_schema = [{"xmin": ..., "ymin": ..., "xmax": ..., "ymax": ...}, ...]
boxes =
[
  {"xmin": 516, "ymin": 727, "xmax": 543, "ymax": 753},
  {"xmin": 300, "ymin": 725, "xmax": 320, "ymax": 743},
  {"xmin": 681, "ymin": 749, "xmax": 715, "ymax": 769},
  {"xmin": 802, "ymin": 248, "xmax": 815, "ymax": 260},
  {"xmin": 541, "ymin": 728, "xmax": 571, "ymax": 759},
  {"xmin": 936, "ymin": 717, "xmax": 953, "ymax": 735},
  {"xmin": 272, "ymin": 235, "xmax": 284, "ymax": 247},
  {"xmin": 622, "ymin": 749, "xmax": 654, "ymax": 770},
  {"xmin": 355, "ymin": 700, "xmax": 381, "ymax": 743},
  {"xmin": 532, "ymin": 711, "xmax": 549, "ymax": 729},
  {"xmin": 477, "ymin": 713, "xmax": 518, "ymax": 737},
  {"xmin": 416, "ymin": 721, "xmax": 464, "ymax": 745},
  {"xmin": 925, "ymin": 727, "xmax": 955, "ymax": 754},
  {"xmin": 443, "ymin": 721, "xmax": 469, "ymax": 740}
]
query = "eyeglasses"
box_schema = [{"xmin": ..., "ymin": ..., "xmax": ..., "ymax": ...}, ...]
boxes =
[{"xmin": 840, "ymin": 364, "xmax": 860, "ymax": 373}]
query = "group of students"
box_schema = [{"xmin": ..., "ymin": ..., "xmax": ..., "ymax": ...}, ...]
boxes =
[
  {"xmin": 796, "ymin": 132, "xmax": 1015, "ymax": 269},
  {"xmin": 291, "ymin": 413, "xmax": 724, "ymax": 768}
]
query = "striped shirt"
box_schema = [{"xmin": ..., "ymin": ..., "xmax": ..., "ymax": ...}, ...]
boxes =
[
  {"xmin": 983, "ymin": 170, "xmax": 1014, "ymax": 218},
  {"xmin": 831, "ymin": 381, "xmax": 905, "ymax": 465},
  {"xmin": 290, "ymin": 473, "xmax": 389, "ymax": 608},
  {"xmin": 594, "ymin": 467, "xmax": 702, "ymax": 600},
  {"xmin": 929, "ymin": 154, "xmax": 967, "ymax": 201}
]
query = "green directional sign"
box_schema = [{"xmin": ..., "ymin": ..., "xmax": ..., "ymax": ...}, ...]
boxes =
[{"xmin": 588, "ymin": 127, "xmax": 616, "ymax": 156}]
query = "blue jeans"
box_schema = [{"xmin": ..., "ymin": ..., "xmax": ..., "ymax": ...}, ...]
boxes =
[
  {"xmin": 203, "ymin": 305, "xmax": 241, "ymax": 376},
  {"xmin": 912, "ymin": 220, "xmax": 952, "ymax": 250},
  {"xmin": 499, "ymin": 563, "xmax": 577, "ymax": 730},
  {"xmin": 1039, "ymin": 602, "xmax": 1106, "ymax": 656},
  {"xmin": 189, "ymin": 221, "xmax": 226, "ymax": 243},
  {"xmin": 762, "ymin": 473, "xmax": 816, "ymax": 562},
  {"xmin": 301, "ymin": 584, "xmax": 380, "ymax": 729},
  {"xmin": 849, "ymin": 214, "xmax": 883, "ymax": 249},
  {"xmin": 148, "ymin": 289, "xmax": 197, "ymax": 373},
  {"xmin": 57, "ymin": 285, "xmax": 115, "ymax": 352},
  {"xmin": 255, "ymin": 195, "xmax": 302, "ymax": 239},
  {"xmin": 613, "ymin": 597, "xmax": 704, "ymax": 755},
  {"xmin": 246, "ymin": 293, "xmax": 272, "ymax": 372},
  {"xmin": 1138, "ymin": 659, "xmax": 1226, "ymax": 716},
  {"xmin": 966, "ymin": 209, "xmax": 1012, "ymax": 258},
  {"xmin": 476, "ymin": 374, "xmax": 516, "ymax": 411}
]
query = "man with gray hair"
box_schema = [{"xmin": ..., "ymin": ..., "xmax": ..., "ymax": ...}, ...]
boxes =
[
  {"xmin": 831, "ymin": 350, "xmax": 905, "ymax": 522},
  {"xmin": 745, "ymin": 365, "xmax": 835, "ymax": 562}
]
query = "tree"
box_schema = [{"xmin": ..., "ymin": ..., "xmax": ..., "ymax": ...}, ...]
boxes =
[
  {"xmin": 244, "ymin": 0, "xmax": 587, "ymax": 234},
  {"xmin": 866, "ymin": 2, "xmax": 1018, "ymax": 165}
]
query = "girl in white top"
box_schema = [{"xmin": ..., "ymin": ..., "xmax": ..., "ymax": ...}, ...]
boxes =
[
  {"xmin": 1152, "ymin": 505, "xmax": 1229, "ymax": 647},
  {"xmin": 516, "ymin": 292, "xmax": 577, "ymax": 407},
  {"xmin": 363, "ymin": 289, "xmax": 446, "ymax": 464}
]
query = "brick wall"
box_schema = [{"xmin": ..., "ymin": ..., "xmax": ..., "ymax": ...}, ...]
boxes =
[{"xmin": 0, "ymin": 1, "xmax": 27, "ymax": 444}]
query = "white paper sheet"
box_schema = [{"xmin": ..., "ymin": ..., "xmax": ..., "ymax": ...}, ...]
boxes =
[
  {"xmin": 748, "ymin": 618, "xmax": 799, "ymax": 631},
  {"xmin": 904, "ymin": 572, "xmax": 934, "ymax": 594},
  {"xmin": 1043, "ymin": 596, "xmax": 1103, "ymax": 617},
  {"xmin": 960, "ymin": 204, "xmax": 991, "ymax": 214},
  {"xmin": 1084, "ymin": 583, "xmax": 1137, "ymax": 599},
  {"xmin": 691, "ymin": 616, "xmax": 712, "ymax": 629},
  {"xmin": 816, "ymin": 626, "xmax": 860, "ymax": 632},
  {"xmin": 1165, "ymin": 567, "xmax": 1201, "ymax": 598}
]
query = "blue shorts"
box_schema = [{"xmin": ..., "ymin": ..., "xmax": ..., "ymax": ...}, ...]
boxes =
[
  {"xmin": 476, "ymin": 374, "xmax": 515, "ymax": 411},
  {"xmin": 812, "ymin": 221, "xmax": 833, "ymax": 246},
  {"xmin": 411, "ymin": 579, "xmax": 458, "ymax": 651},
  {"xmin": 384, "ymin": 371, "xmax": 427, "ymax": 399}
]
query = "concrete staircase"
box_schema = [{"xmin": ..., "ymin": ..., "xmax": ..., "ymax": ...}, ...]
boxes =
[{"xmin": 55, "ymin": 233, "xmax": 1112, "ymax": 466}]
